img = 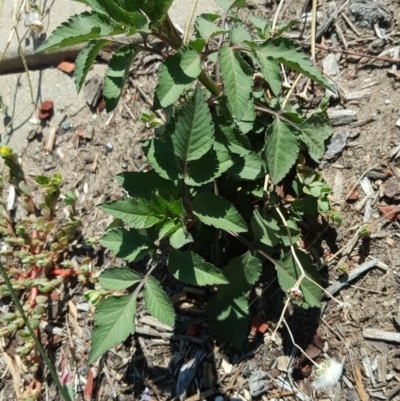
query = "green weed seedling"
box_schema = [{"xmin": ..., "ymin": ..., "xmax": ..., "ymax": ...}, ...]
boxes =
[{"xmin": 38, "ymin": 0, "xmax": 343, "ymax": 365}]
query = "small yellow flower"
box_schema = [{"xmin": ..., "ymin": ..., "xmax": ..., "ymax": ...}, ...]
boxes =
[{"xmin": 0, "ymin": 145, "xmax": 13, "ymax": 158}]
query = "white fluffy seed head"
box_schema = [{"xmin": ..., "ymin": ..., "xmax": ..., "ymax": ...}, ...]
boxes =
[{"xmin": 312, "ymin": 358, "xmax": 343, "ymax": 390}]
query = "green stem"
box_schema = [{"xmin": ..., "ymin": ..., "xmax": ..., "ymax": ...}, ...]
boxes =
[
  {"xmin": 0, "ymin": 262, "xmax": 72, "ymax": 401},
  {"xmin": 198, "ymin": 71, "xmax": 221, "ymax": 96}
]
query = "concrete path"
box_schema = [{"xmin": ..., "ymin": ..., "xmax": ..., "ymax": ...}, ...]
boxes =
[
  {"xmin": 0, "ymin": 0, "xmax": 219, "ymax": 73},
  {"xmin": 0, "ymin": 0, "xmax": 220, "ymax": 152}
]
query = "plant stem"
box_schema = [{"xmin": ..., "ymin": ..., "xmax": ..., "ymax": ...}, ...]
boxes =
[
  {"xmin": 0, "ymin": 262, "xmax": 72, "ymax": 401},
  {"xmin": 198, "ymin": 71, "xmax": 221, "ymax": 96}
]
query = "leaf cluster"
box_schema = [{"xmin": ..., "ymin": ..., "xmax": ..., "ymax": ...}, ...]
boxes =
[{"xmin": 37, "ymin": 0, "xmax": 340, "ymax": 361}]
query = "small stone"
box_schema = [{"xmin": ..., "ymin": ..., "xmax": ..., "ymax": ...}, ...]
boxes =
[
  {"xmin": 384, "ymin": 99, "xmax": 391, "ymax": 105},
  {"xmin": 396, "ymin": 118, "xmax": 400, "ymax": 127},
  {"xmin": 61, "ymin": 121, "xmax": 71, "ymax": 130},
  {"xmin": 105, "ymin": 142, "xmax": 113, "ymax": 152},
  {"xmin": 121, "ymin": 163, "xmax": 127, "ymax": 169}
]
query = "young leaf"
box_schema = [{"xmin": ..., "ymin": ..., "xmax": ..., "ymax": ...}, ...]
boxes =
[
  {"xmin": 117, "ymin": 171, "xmax": 180, "ymax": 201},
  {"xmin": 142, "ymin": 139, "xmax": 180, "ymax": 181},
  {"xmin": 104, "ymin": 45, "xmax": 138, "ymax": 112},
  {"xmin": 75, "ymin": 39, "xmax": 109, "ymax": 92},
  {"xmin": 98, "ymin": 267, "xmax": 143, "ymax": 291},
  {"xmin": 219, "ymin": 45, "xmax": 253, "ymax": 120},
  {"xmin": 299, "ymin": 114, "xmax": 333, "ymax": 162},
  {"xmin": 251, "ymin": 209, "xmax": 281, "ymax": 247},
  {"xmin": 257, "ymin": 38, "xmax": 332, "ymax": 90},
  {"xmin": 99, "ymin": 228, "xmax": 150, "ymax": 262},
  {"xmin": 185, "ymin": 149, "xmax": 233, "ymax": 186},
  {"xmin": 89, "ymin": 294, "xmax": 137, "ymax": 364},
  {"xmin": 195, "ymin": 14, "xmax": 227, "ymax": 42},
  {"xmin": 143, "ymin": 276, "xmax": 175, "ymax": 326},
  {"xmin": 192, "ymin": 192, "xmax": 247, "ymax": 233},
  {"xmin": 154, "ymin": 47, "xmax": 202, "ymax": 109},
  {"xmin": 215, "ymin": 0, "xmax": 246, "ymax": 11},
  {"xmin": 168, "ymin": 250, "xmax": 229, "ymax": 285},
  {"xmin": 214, "ymin": 117, "xmax": 251, "ymax": 156},
  {"xmin": 218, "ymin": 253, "xmax": 262, "ymax": 300},
  {"xmin": 170, "ymin": 85, "xmax": 214, "ymax": 163},
  {"xmin": 136, "ymin": 0, "xmax": 173, "ymax": 25},
  {"xmin": 227, "ymin": 153, "xmax": 265, "ymax": 181},
  {"xmin": 206, "ymin": 295, "xmax": 250, "ymax": 350},
  {"xmin": 253, "ymin": 52, "xmax": 282, "ymax": 96},
  {"xmin": 230, "ymin": 23, "xmax": 252, "ymax": 45},
  {"xmin": 75, "ymin": 0, "xmax": 147, "ymax": 28},
  {"xmin": 264, "ymin": 119, "xmax": 299, "ymax": 184},
  {"xmin": 170, "ymin": 227, "xmax": 193, "ymax": 249},
  {"xmin": 37, "ymin": 12, "xmax": 124, "ymax": 53},
  {"xmin": 98, "ymin": 198, "xmax": 164, "ymax": 228},
  {"xmin": 235, "ymin": 98, "xmax": 256, "ymax": 134},
  {"xmin": 276, "ymin": 250, "xmax": 322, "ymax": 308},
  {"xmin": 158, "ymin": 220, "xmax": 180, "ymax": 239},
  {"xmin": 274, "ymin": 20, "xmax": 300, "ymax": 37},
  {"xmin": 249, "ymin": 15, "xmax": 270, "ymax": 38}
]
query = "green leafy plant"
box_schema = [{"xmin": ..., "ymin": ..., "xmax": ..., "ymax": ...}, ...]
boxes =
[{"xmin": 38, "ymin": 0, "xmax": 342, "ymax": 363}]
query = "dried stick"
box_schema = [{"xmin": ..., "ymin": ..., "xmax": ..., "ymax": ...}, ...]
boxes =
[{"xmin": 183, "ymin": 0, "xmax": 199, "ymax": 44}]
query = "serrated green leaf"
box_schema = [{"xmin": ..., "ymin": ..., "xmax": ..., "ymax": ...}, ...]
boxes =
[
  {"xmin": 136, "ymin": 0, "xmax": 173, "ymax": 26},
  {"xmin": 206, "ymin": 295, "xmax": 249, "ymax": 350},
  {"xmin": 154, "ymin": 47, "xmax": 202, "ymax": 109},
  {"xmin": 116, "ymin": 171, "xmax": 180, "ymax": 201},
  {"xmin": 76, "ymin": 0, "xmax": 147, "ymax": 28},
  {"xmin": 151, "ymin": 193, "xmax": 169, "ymax": 215},
  {"xmin": 254, "ymin": 52, "xmax": 282, "ymax": 96},
  {"xmin": 185, "ymin": 149, "xmax": 233, "ymax": 186},
  {"xmin": 99, "ymin": 228, "xmax": 150, "ymax": 262},
  {"xmin": 168, "ymin": 198, "xmax": 184, "ymax": 217},
  {"xmin": 170, "ymin": 227, "xmax": 193, "ymax": 249},
  {"xmin": 143, "ymin": 276, "xmax": 175, "ymax": 326},
  {"xmin": 227, "ymin": 153, "xmax": 265, "ymax": 180},
  {"xmin": 299, "ymin": 114, "xmax": 333, "ymax": 162},
  {"xmin": 158, "ymin": 220, "xmax": 180, "ymax": 239},
  {"xmin": 257, "ymin": 38, "xmax": 332, "ymax": 90},
  {"xmin": 275, "ymin": 20, "xmax": 300, "ymax": 37},
  {"xmin": 219, "ymin": 45, "xmax": 253, "ymax": 120},
  {"xmin": 192, "ymin": 192, "xmax": 247, "ymax": 233},
  {"xmin": 168, "ymin": 250, "xmax": 229, "ymax": 285},
  {"xmin": 213, "ymin": 116, "xmax": 251, "ymax": 155},
  {"xmin": 235, "ymin": 97, "xmax": 256, "ymax": 134},
  {"xmin": 170, "ymin": 85, "xmax": 214, "ymax": 163},
  {"xmin": 251, "ymin": 209, "xmax": 281, "ymax": 247},
  {"xmin": 75, "ymin": 39, "xmax": 109, "ymax": 92},
  {"xmin": 218, "ymin": 253, "xmax": 262, "ymax": 300},
  {"xmin": 265, "ymin": 119, "xmax": 299, "ymax": 184},
  {"xmin": 215, "ymin": 0, "xmax": 246, "ymax": 11},
  {"xmin": 142, "ymin": 138, "xmax": 180, "ymax": 181},
  {"xmin": 89, "ymin": 294, "xmax": 136, "ymax": 363},
  {"xmin": 98, "ymin": 198, "xmax": 164, "ymax": 228},
  {"xmin": 195, "ymin": 14, "xmax": 227, "ymax": 42},
  {"xmin": 37, "ymin": 12, "xmax": 124, "ymax": 53},
  {"xmin": 276, "ymin": 250, "xmax": 322, "ymax": 308},
  {"xmin": 230, "ymin": 23, "xmax": 252, "ymax": 45},
  {"xmin": 104, "ymin": 45, "xmax": 138, "ymax": 112},
  {"xmin": 98, "ymin": 267, "xmax": 143, "ymax": 291},
  {"xmin": 249, "ymin": 15, "xmax": 271, "ymax": 37}
]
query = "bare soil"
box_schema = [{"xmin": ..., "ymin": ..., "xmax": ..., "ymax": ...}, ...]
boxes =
[{"xmin": 2, "ymin": 0, "xmax": 400, "ymax": 400}]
